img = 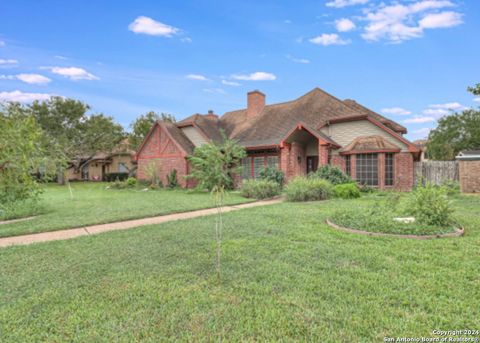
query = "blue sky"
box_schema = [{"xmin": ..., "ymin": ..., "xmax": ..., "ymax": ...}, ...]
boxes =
[{"xmin": 1, "ymin": 0, "xmax": 479, "ymax": 140}]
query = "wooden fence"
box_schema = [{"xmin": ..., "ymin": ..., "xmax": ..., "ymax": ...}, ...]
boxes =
[{"xmin": 414, "ymin": 161, "xmax": 459, "ymax": 186}]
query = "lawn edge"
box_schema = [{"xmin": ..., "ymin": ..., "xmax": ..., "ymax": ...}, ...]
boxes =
[{"xmin": 325, "ymin": 219, "xmax": 464, "ymax": 240}]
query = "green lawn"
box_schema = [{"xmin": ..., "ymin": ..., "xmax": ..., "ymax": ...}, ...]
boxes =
[
  {"xmin": 0, "ymin": 194, "xmax": 479, "ymax": 341},
  {"xmin": 0, "ymin": 182, "xmax": 252, "ymax": 238}
]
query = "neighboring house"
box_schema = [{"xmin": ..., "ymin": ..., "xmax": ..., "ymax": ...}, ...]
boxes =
[
  {"xmin": 413, "ymin": 139, "xmax": 429, "ymax": 161},
  {"xmin": 67, "ymin": 141, "xmax": 136, "ymax": 181},
  {"xmin": 456, "ymin": 149, "xmax": 480, "ymax": 193},
  {"xmin": 136, "ymin": 88, "xmax": 421, "ymax": 190}
]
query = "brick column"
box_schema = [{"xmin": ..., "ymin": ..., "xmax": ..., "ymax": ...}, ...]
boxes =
[
  {"xmin": 378, "ymin": 153, "xmax": 385, "ymax": 189},
  {"xmin": 394, "ymin": 153, "xmax": 414, "ymax": 191},
  {"xmin": 319, "ymin": 143, "xmax": 329, "ymax": 166},
  {"xmin": 350, "ymin": 154, "xmax": 357, "ymax": 180},
  {"xmin": 280, "ymin": 144, "xmax": 291, "ymax": 181}
]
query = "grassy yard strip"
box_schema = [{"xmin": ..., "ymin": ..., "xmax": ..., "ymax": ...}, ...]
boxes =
[
  {"xmin": 0, "ymin": 195, "xmax": 478, "ymax": 341},
  {"xmin": 0, "ymin": 182, "xmax": 253, "ymax": 238}
]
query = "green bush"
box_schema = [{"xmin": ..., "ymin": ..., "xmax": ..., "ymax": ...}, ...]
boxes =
[
  {"xmin": 241, "ymin": 179, "xmax": 282, "ymax": 199},
  {"xmin": 259, "ymin": 167, "xmax": 285, "ymax": 187},
  {"xmin": 285, "ymin": 177, "xmax": 333, "ymax": 202},
  {"xmin": 104, "ymin": 173, "xmax": 129, "ymax": 182},
  {"xmin": 166, "ymin": 169, "xmax": 179, "ymax": 188},
  {"xmin": 334, "ymin": 183, "xmax": 361, "ymax": 199},
  {"xmin": 408, "ymin": 183, "xmax": 453, "ymax": 226},
  {"xmin": 309, "ymin": 165, "xmax": 352, "ymax": 185},
  {"xmin": 441, "ymin": 179, "xmax": 460, "ymax": 196},
  {"xmin": 126, "ymin": 177, "xmax": 137, "ymax": 187}
]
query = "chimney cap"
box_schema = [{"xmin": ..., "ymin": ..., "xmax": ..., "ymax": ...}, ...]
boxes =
[
  {"xmin": 247, "ymin": 89, "xmax": 265, "ymax": 96},
  {"xmin": 208, "ymin": 110, "xmax": 214, "ymax": 114}
]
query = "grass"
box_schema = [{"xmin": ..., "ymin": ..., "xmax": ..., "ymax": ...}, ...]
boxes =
[
  {"xmin": 329, "ymin": 194, "xmax": 457, "ymax": 235},
  {"xmin": 0, "ymin": 194, "xmax": 479, "ymax": 341},
  {"xmin": 0, "ymin": 182, "xmax": 252, "ymax": 238}
]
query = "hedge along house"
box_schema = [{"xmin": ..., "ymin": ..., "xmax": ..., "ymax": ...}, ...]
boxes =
[{"xmin": 136, "ymin": 88, "xmax": 421, "ymax": 190}]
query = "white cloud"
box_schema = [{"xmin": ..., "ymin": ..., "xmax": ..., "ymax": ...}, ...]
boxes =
[
  {"xmin": 128, "ymin": 16, "xmax": 179, "ymax": 37},
  {"xmin": 0, "ymin": 73, "xmax": 51, "ymax": 85},
  {"xmin": 44, "ymin": 66, "xmax": 98, "ymax": 80},
  {"xmin": 335, "ymin": 18, "xmax": 356, "ymax": 32},
  {"xmin": 231, "ymin": 72, "xmax": 276, "ymax": 81},
  {"xmin": 0, "ymin": 90, "xmax": 52, "ymax": 103},
  {"xmin": 54, "ymin": 55, "xmax": 68, "ymax": 60},
  {"xmin": 361, "ymin": 1, "xmax": 462, "ymax": 43},
  {"xmin": 422, "ymin": 108, "xmax": 449, "ymax": 117},
  {"xmin": 429, "ymin": 102, "xmax": 464, "ymax": 110},
  {"xmin": 419, "ymin": 11, "xmax": 463, "ymax": 28},
  {"xmin": 474, "ymin": 98, "xmax": 480, "ymax": 103},
  {"xmin": 221, "ymin": 80, "xmax": 241, "ymax": 86},
  {"xmin": 286, "ymin": 55, "xmax": 310, "ymax": 64},
  {"xmin": 381, "ymin": 107, "xmax": 412, "ymax": 115},
  {"xmin": 0, "ymin": 41, "xmax": 5, "ymax": 47},
  {"xmin": 284, "ymin": 19, "xmax": 292, "ymax": 24},
  {"xmin": 186, "ymin": 74, "xmax": 208, "ymax": 81},
  {"xmin": 309, "ymin": 33, "xmax": 350, "ymax": 46},
  {"xmin": 0, "ymin": 59, "xmax": 18, "ymax": 65},
  {"xmin": 180, "ymin": 37, "xmax": 192, "ymax": 43},
  {"xmin": 412, "ymin": 127, "xmax": 432, "ymax": 137},
  {"xmin": 203, "ymin": 88, "xmax": 226, "ymax": 94},
  {"xmin": 404, "ymin": 116, "xmax": 436, "ymax": 124},
  {"xmin": 326, "ymin": 0, "xmax": 368, "ymax": 8}
]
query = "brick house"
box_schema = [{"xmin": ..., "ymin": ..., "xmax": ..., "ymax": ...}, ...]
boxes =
[
  {"xmin": 456, "ymin": 150, "xmax": 480, "ymax": 193},
  {"xmin": 136, "ymin": 88, "xmax": 421, "ymax": 190}
]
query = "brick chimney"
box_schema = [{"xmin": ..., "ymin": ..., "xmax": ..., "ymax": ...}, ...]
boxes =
[
  {"xmin": 247, "ymin": 90, "xmax": 265, "ymax": 119},
  {"xmin": 205, "ymin": 110, "xmax": 218, "ymax": 119}
]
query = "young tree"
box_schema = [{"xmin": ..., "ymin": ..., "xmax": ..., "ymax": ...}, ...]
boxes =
[
  {"xmin": 129, "ymin": 111, "xmax": 176, "ymax": 150},
  {"xmin": 467, "ymin": 83, "xmax": 480, "ymax": 96},
  {"xmin": 187, "ymin": 136, "xmax": 246, "ymax": 282}
]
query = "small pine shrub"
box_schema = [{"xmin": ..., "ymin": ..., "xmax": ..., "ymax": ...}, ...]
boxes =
[
  {"xmin": 259, "ymin": 167, "xmax": 285, "ymax": 187},
  {"xmin": 334, "ymin": 183, "xmax": 361, "ymax": 199},
  {"xmin": 309, "ymin": 165, "xmax": 352, "ymax": 185},
  {"xmin": 285, "ymin": 177, "xmax": 333, "ymax": 202},
  {"xmin": 241, "ymin": 179, "xmax": 282, "ymax": 199},
  {"xmin": 167, "ymin": 169, "xmax": 179, "ymax": 188},
  {"xmin": 408, "ymin": 183, "xmax": 453, "ymax": 226},
  {"xmin": 126, "ymin": 177, "xmax": 137, "ymax": 187}
]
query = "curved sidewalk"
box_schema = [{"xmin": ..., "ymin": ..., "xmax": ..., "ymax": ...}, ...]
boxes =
[{"xmin": 0, "ymin": 198, "xmax": 283, "ymax": 248}]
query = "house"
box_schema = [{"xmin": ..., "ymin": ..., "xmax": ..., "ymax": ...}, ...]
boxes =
[
  {"xmin": 456, "ymin": 149, "xmax": 480, "ymax": 193},
  {"xmin": 413, "ymin": 139, "xmax": 429, "ymax": 161},
  {"xmin": 136, "ymin": 88, "xmax": 421, "ymax": 190},
  {"xmin": 66, "ymin": 141, "xmax": 136, "ymax": 181}
]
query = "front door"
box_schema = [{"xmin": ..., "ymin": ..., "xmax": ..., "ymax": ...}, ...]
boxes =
[{"xmin": 306, "ymin": 156, "xmax": 318, "ymax": 174}]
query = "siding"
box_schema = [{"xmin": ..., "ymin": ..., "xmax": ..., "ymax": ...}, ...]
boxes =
[
  {"xmin": 320, "ymin": 120, "xmax": 408, "ymax": 152},
  {"xmin": 180, "ymin": 126, "xmax": 208, "ymax": 147}
]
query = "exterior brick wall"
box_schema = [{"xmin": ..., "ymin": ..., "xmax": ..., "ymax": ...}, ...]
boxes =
[
  {"xmin": 459, "ymin": 160, "xmax": 480, "ymax": 193},
  {"xmin": 378, "ymin": 153, "xmax": 386, "ymax": 190},
  {"xmin": 319, "ymin": 144, "xmax": 329, "ymax": 166},
  {"xmin": 394, "ymin": 152, "xmax": 414, "ymax": 191},
  {"xmin": 331, "ymin": 155, "xmax": 345, "ymax": 173}
]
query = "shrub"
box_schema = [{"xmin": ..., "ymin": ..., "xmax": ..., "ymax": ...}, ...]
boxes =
[
  {"xmin": 126, "ymin": 177, "xmax": 137, "ymax": 187},
  {"xmin": 334, "ymin": 183, "xmax": 361, "ymax": 199},
  {"xmin": 241, "ymin": 179, "xmax": 281, "ymax": 199},
  {"xmin": 109, "ymin": 178, "xmax": 127, "ymax": 189},
  {"xmin": 167, "ymin": 169, "xmax": 179, "ymax": 188},
  {"xmin": 259, "ymin": 167, "xmax": 285, "ymax": 187},
  {"xmin": 407, "ymin": 183, "xmax": 453, "ymax": 226},
  {"xmin": 441, "ymin": 179, "xmax": 460, "ymax": 196},
  {"xmin": 285, "ymin": 177, "xmax": 333, "ymax": 202},
  {"xmin": 104, "ymin": 173, "xmax": 129, "ymax": 182},
  {"xmin": 309, "ymin": 165, "xmax": 352, "ymax": 185}
]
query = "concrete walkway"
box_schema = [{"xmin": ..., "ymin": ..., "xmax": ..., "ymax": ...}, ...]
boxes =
[{"xmin": 0, "ymin": 198, "xmax": 283, "ymax": 248}]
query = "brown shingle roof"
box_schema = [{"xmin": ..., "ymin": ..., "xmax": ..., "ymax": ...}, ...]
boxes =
[
  {"xmin": 220, "ymin": 87, "xmax": 398, "ymax": 147},
  {"xmin": 177, "ymin": 114, "xmax": 224, "ymax": 143},
  {"xmin": 343, "ymin": 99, "xmax": 407, "ymax": 133},
  {"xmin": 162, "ymin": 121, "xmax": 196, "ymax": 154}
]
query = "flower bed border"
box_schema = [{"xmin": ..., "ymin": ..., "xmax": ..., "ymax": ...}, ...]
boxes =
[{"xmin": 325, "ymin": 219, "xmax": 464, "ymax": 240}]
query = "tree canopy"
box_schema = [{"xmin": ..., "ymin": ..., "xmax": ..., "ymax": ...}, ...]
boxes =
[
  {"xmin": 29, "ymin": 97, "xmax": 125, "ymax": 161},
  {"xmin": 128, "ymin": 111, "xmax": 175, "ymax": 151}
]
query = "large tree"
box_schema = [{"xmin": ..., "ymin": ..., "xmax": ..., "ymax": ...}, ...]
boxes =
[
  {"xmin": 427, "ymin": 84, "xmax": 480, "ymax": 160},
  {"xmin": 128, "ymin": 111, "xmax": 175, "ymax": 151},
  {"xmin": 427, "ymin": 108, "xmax": 480, "ymax": 160},
  {"xmin": 29, "ymin": 97, "xmax": 125, "ymax": 161}
]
